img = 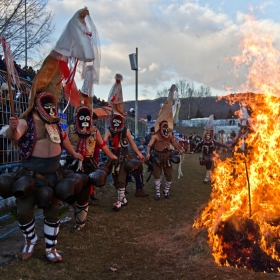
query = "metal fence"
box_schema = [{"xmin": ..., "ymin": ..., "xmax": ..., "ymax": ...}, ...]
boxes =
[{"xmin": 0, "ymin": 69, "xmax": 148, "ymax": 166}]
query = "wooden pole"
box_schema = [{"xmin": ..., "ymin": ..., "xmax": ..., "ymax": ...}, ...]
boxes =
[{"xmin": 1, "ymin": 38, "xmax": 15, "ymax": 117}]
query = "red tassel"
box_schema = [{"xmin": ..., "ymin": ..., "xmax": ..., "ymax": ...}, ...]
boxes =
[
  {"xmin": 112, "ymin": 134, "xmax": 119, "ymax": 153},
  {"xmin": 58, "ymin": 60, "xmax": 81, "ymax": 107},
  {"xmin": 89, "ymin": 184, "xmax": 95, "ymax": 196}
]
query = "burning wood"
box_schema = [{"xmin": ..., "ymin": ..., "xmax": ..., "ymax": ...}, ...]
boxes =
[{"xmin": 194, "ymin": 14, "xmax": 280, "ymax": 273}]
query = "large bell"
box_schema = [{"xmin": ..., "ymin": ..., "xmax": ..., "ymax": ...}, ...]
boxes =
[
  {"xmin": 36, "ymin": 186, "xmax": 54, "ymax": 209},
  {"xmin": 0, "ymin": 173, "xmax": 17, "ymax": 199},
  {"xmin": 88, "ymin": 169, "xmax": 107, "ymax": 187},
  {"xmin": 12, "ymin": 175, "xmax": 35, "ymax": 198},
  {"xmin": 54, "ymin": 178, "xmax": 75, "ymax": 202},
  {"xmin": 124, "ymin": 159, "xmax": 143, "ymax": 174}
]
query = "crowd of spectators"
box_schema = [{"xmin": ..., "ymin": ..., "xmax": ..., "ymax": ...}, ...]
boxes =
[
  {"xmin": 0, "ymin": 54, "xmax": 36, "ymax": 81},
  {"xmin": 92, "ymin": 95, "xmax": 109, "ymax": 107}
]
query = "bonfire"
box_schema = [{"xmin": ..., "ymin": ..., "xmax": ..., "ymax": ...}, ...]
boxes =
[{"xmin": 194, "ymin": 14, "xmax": 280, "ymax": 273}]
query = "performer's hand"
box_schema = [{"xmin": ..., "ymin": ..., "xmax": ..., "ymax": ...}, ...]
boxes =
[
  {"xmin": 146, "ymin": 153, "xmax": 150, "ymax": 160},
  {"xmin": 73, "ymin": 152, "xmax": 83, "ymax": 161},
  {"xmin": 179, "ymin": 148, "xmax": 185, "ymax": 154},
  {"xmin": 138, "ymin": 154, "xmax": 145, "ymax": 162},
  {"xmin": 9, "ymin": 116, "xmax": 19, "ymax": 131},
  {"xmin": 111, "ymin": 155, "xmax": 118, "ymax": 161}
]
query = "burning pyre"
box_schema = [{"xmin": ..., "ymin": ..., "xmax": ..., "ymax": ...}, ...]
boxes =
[{"xmin": 194, "ymin": 14, "xmax": 280, "ymax": 272}]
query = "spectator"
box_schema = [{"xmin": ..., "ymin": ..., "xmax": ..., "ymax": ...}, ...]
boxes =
[
  {"xmin": 230, "ymin": 130, "xmax": 237, "ymax": 139},
  {"xmin": 147, "ymin": 114, "xmax": 152, "ymax": 122},
  {"xmin": 127, "ymin": 108, "xmax": 135, "ymax": 118},
  {"xmin": 27, "ymin": 66, "xmax": 36, "ymax": 80},
  {"xmin": 17, "ymin": 87, "xmax": 30, "ymax": 113},
  {"xmin": 0, "ymin": 54, "xmax": 6, "ymax": 72},
  {"xmin": 144, "ymin": 126, "xmax": 155, "ymax": 145}
]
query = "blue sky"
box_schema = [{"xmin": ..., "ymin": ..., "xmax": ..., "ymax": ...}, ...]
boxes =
[{"xmin": 44, "ymin": 0, "xmax": 280, "ymax": 101}]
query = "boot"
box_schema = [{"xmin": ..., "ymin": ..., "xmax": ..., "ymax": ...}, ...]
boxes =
[
  {"xmin": 71, "ymin": 203, "xmax": 89, "ymax": 232},
  {"xmin": 19, "ymin": 218, "xmax": 38, "ymax": 261},
  {"xmin": 44, "ymin": 220, "xmax": 62, "ymax": 263},
  {"xmin": 135, "ymin": 188, "xmax": 149, "ymax": 197},
  {"xmin": 204, "ymin": 170, "xmax": 212, "ymax": 183},
  {"xmin": 112, "ymin": 188, "xmax": 127, "ymax": 211},
  {"xmin": 154, "ymin": 179, "xmax": 161, "ymax": 201},
  {"xmin": 163, "ymin": 181, "xmax": 172, "ymax": 198},
  {"xmin": 112, "ymin": 197, "xmax": 128, "ymax": 211}
]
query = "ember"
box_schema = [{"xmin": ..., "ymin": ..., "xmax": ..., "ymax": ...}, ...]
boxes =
[
  {"xmin": 216, "ymin": 217, "xmax": 280, "ymax": 272},
  {"xmin": 194, "ymin": 14, "xmax": 280, "ymax": 273}
]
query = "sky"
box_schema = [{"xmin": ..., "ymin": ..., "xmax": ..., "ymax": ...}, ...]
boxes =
[{"xmin": 44, "ymin": 0, "xmax": 280, "ymax": 102}]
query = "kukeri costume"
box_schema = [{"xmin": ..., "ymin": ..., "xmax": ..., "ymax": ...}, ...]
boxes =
[
  {"xmin": 147, "ymin": 85, "xmax": 184, "ymax": 200},
  {"xmin": 1, "ymin": 92, "xmax": 84, "ymax": 263},
  {"xmin": 66, "ymin": 105, "xmax": 108, "ymax": 231},
  {"xmin": 192, "ymin": 114, "xmax": 228, "ymax": 183},
  {"xmin": 105, "ymin": 74, "xmax": 144, "ymax": 211},
  {"xmin": 0, "ymin": 7, "xmax": 100, "ymax": 263}
]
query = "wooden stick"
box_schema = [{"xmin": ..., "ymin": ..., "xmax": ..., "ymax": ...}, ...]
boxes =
[{"xmin": 1, "ymin": 38, "xmax": 15, "ymax": 117}]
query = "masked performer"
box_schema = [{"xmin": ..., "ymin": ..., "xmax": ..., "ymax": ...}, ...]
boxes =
[
  {"xmin": 231, "ymin": 104, "xmax": 253, "ymax": 156},
  {"xmin": 0, "ymin": 7, "xmax": 100, "ymax": 263},
  {"xmin": 146, "ymin": 85, "xmax": 184, "ymax": 200},
  {"xmin": 191, "ymin": 114, "xmax": 228, "ymax": 183},
  {"xmin": 104, "ymin": 75, "xmax": 144, "ymax": 210},
  {"xmin": 66, "ymin": 104, "xmax": 117, "ymax": 229},
  {"xmin": 103, "ymin": 112, "xmax": 145, "ymax": 210},
  {"xmin": 5, "ymin": 92, "xmax": 83, "ymax": 263}
]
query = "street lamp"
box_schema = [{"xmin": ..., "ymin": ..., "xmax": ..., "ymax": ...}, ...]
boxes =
[{"xmin": 129, "ymin": 47, "xmax": 138, "ymax": 137}]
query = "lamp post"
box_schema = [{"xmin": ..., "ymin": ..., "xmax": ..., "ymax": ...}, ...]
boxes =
[
  {"xmin": 129, "ymin": 48, "xmax": 138, "ymax": 137},
  {"xmin": 24, "ymin": 0, "xmax": 27, "ymax": 67}
]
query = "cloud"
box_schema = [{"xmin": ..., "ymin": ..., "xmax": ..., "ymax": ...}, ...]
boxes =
[{"xmin": 45, "ymin": 0, "xmax": 280, "ymax": 100}]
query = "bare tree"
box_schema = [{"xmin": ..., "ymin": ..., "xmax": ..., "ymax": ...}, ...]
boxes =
[
  {"xmin": 175, "ymin": 80, "xmax": 196, "ymax": 119},
  {"xmin": 0, "ymin": 0, "xmax": 55, "ymax": 62},
  {"xmin": 156, "ymin": 87, "xmax": 169, "ymax": 98}
]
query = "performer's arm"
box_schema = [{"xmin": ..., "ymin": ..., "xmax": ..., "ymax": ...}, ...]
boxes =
[
  {"xmin": 170, "ymin": 137, "xmax": 184, "ymax": 154},
  {"xmin": 62, "ymin": 131, "xmax": 84, "ymax": 161},
  {"xmin": 103, "ymin": 129, "xmax": 111, "ymax": 141},
  {"xmin": 96, "ymin": 130, "xmax": 117, "ymax": 160},
  {"xmin": 6, "ymin": 117, "xmax": 27, "ymax": 141},
  {"xmin": 146, "ymin": 135, "xmax": 156, "ymax": 159}
]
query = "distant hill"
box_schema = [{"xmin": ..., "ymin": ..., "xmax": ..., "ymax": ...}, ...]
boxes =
[{"xmin": 124, "ymin": 96, "xmax": 240, "ymax": 120}]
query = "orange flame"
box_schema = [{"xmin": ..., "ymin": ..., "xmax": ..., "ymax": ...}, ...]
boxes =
[{"xmin": 194, "ymin": 14, "xmax": 280, "ymax": 272}]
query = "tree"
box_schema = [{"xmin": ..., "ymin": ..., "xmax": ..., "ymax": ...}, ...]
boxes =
[
  {"xmin": 0, "ymin": 0, "xmax": 55, "ymax": 63},
  {"xmin": 156, "ymin": 87, "xmax": 169, "ymax": 98},
  {"xmin": 226, "ymin": 108, "xmax": 234, "ymax": 119},
  {"xmin": 195, "ymin": 108, "xmax": 204, "ymax": 118},
  {"xmin": 175, "ymin": 80, "xmax": 196, "ymax": 120}
]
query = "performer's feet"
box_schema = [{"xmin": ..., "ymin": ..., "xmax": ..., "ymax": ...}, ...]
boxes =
[
  {"xmin": 154, "ymin": 195, "xmax": 160, "ymax": 201},
  {"xmin": 135, "ymin": 188, "xmax": 149, "ymax": 197},
  {"xmin": 112, "ymin": 198, "xmax": 128, "ymax": 211},
  {"xmin": 45, "ymin": 247, "xmax": 62, "ymax": 263},
  {"xmin": 22, "ymin": 234, "xmax": 38, "ymax": 261},
  {"xmin": 163, "ymin": 190, "xmax": 171, "ymax": 199},
  {"xmin": 71, "ymin": 223, "xmax": 85, "ymax": 233}
]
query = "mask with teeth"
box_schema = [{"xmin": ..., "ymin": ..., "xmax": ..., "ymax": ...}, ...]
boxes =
[
  {"xmin": 160, "ymin": 121, "xmax": 169, "ymax": 139},
  {"xmin": 35, "ymin": 92, "xmax": 59, "ymax": 124},
  {"xmin": 75, "ymin": 106, "xmax": 92, "ymax": 137}
]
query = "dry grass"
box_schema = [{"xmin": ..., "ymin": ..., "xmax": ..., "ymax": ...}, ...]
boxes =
[{"xmin": 0, "ymin": 127, "xmax": 278, "ymax": 279}]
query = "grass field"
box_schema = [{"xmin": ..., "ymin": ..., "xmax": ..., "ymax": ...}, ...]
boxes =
[{"xmin": 0, "ymin": 127, "xmax": 277, "ymax": 280}]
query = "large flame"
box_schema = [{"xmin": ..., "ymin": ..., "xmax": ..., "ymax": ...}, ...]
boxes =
[{"xmin": 194, "ymin": 14, "xmax": 280, "ymax": 272}]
